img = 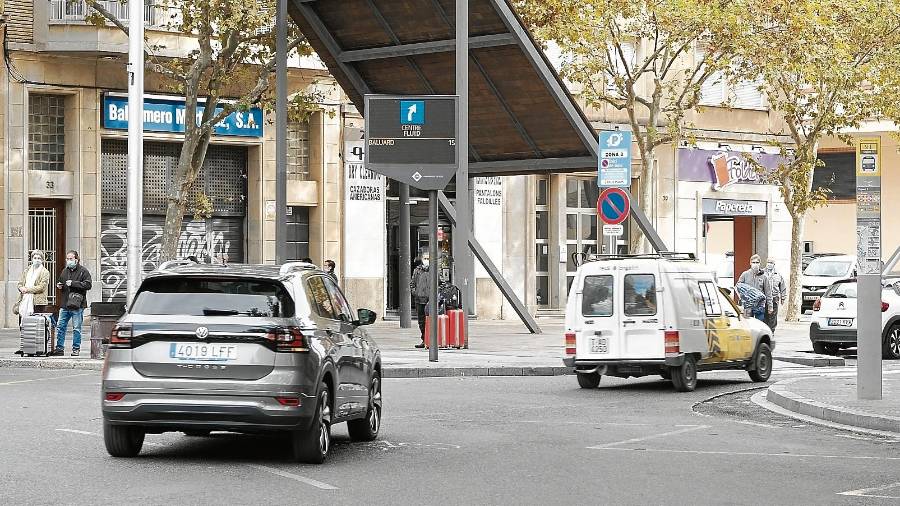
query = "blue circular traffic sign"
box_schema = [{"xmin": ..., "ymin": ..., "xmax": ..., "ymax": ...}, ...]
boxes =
[{"xmin": 598, "ymin": 188, "xmax": 630, "ymax": 225}]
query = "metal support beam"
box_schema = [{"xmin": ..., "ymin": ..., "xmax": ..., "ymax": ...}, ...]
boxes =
[
  {"xmin": 339, "ymin": 34, "xmax": 516, "ymax": 62},
  {"xmin": 399, "ymin": 184, "xmax": 412, "ymax": 328},
  {"xmin": 275, "ymin": 0, "xmax": 288, "ymax": 264},
  {"xmin": 429, "ymin": 191, "xmax": 440, "ymax": 361},
  {"xmin": 455, "ymin": 0, "xmax": 475, "ymax": 333},
  {"xmin": 469, "ymin": 156, "xmax": 596, "ymax": 174},
  {"xmin": 439, "ymin": 192, "xmax": 541, "ymax": 334}
]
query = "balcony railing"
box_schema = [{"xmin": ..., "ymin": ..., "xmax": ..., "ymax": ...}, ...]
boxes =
[{"xmin": 49, "ymin": 1, "xmax": 171, "ymax": 28}]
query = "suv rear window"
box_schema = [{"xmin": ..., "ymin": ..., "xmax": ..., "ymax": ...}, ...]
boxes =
[
  {"xmin": 624, "ymin": 274, "xmax": 657, "ymax": 316},
  {"xmin": 582, "ymin": 275, "xmax": 613, "ymax": 316},
  {"xmin": 131, "ymin": 277, "xmax": 294, "ymax": 317},
  {"xmin": 824, "ymin": 282, "xmax": 857, "ymax": 298}
]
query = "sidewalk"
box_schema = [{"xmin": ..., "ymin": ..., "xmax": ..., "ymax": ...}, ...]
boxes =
[
  {"xmin": 764, "ymin": 373, "xmax": 900, "ymax": 434},
  {"xmin": 0, "ymin": 316, "xmax": 837, "ymax": 376}
]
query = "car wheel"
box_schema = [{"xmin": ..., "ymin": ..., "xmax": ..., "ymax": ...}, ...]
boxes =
[
  {"xmin": 576, "ymin": 372, "xmax": 601, "ymax": 389},
  {"xmin": 291, "ymin": 381, "xmax": 331, "ymax": 464},
  {"xmin": 812, "ymin": 341, "xmax": 828, "ymax": 354},
  {"xmin": 670, "ymin": 355, "xmax": 697, "ymax": 392},
  {"xmin": 348, "ymin": 372, "xmax": 382, "ymax": 442},
  {"xmin": 103, "ymin": 421, "xmax": 144, "ymax": 458},
  {"xmin": 748, "ymin": 343, "xmax": 772, "ymax": 382},
  {"xmin": 182, "ymin": 430, "xmax": 211, "ymax": 437},
  {"xmin": 884, "ymin": 325, "xmax": 900, "ymax": 360}
]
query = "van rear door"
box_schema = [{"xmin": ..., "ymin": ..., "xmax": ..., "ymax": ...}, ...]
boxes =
[
  {"xmin": 577, "ymin": 273, "xmax": 619, "ymax": 359},
  {"xmin": 620, "ymin": 272, "xmax": 665, "ymax": 358}
]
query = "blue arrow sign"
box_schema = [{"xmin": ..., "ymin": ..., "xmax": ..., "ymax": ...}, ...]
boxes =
[{"xmin": 598, "ymin": 130, "xmax": 632, "ymax": 187}]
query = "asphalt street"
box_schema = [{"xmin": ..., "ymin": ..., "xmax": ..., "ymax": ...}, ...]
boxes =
[{"xmin": 3, "ymin": 366, "xmax": 900, "ymax": 505}]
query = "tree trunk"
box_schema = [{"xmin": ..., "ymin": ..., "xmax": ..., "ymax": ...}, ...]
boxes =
[
  {"xmin": 785, "ymin": 211, "xmax": 805, "ymax": 321},
  {"xmin": 160, "ymin": 198, "xmax": 189, "ymax": 262}
]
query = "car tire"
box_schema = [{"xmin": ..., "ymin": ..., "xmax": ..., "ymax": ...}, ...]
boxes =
[
  {"xmin": 103, "ymin": 421, "xmax": 144, "ymax": 458},
  {"xmin": 182, "ymin": 430, "xmax": 211, "ymax": 437},
  {"xmin": 670, "ymin": 355, "xmax": 697, "ymax": 392},
  {"xmin": 291, "ymin": 381, "xmax": 331, "ymax": 464},
  {"xmin": 812, "ymin": 341, "xmax": 828, "ymax": 354},
  {"xmin": 348, "ymin": 372, "xmax": 382, "ymax": 442},
  {"xmin": 576, "ymin": 372, "xmax": 602, "ymax": 389},
  {"xmin": 748, "ymin": 343, "xmax": 772, "ymax": 382},
  {"xmin": 884, "ymin": 325, "xmax": 900, "ymax": 360}
]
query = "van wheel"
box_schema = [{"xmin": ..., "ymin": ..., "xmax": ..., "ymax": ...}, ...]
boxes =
[
  {"xmin": 103, "ymin": 421, "xmax": 144, "ymax": 458},
  {"xmin": 884, "ymin": 325, "xmax": 900, "ymax": 360},
  {"xmin": 291, "ymin": 381, "xmax": 331, "ymax": 464},
  {"xmin": 748, "ymin": 343, "xmax": 772, "ymax": 382},
  {"xmin": 576, "ymin": 372, "xmax": 602, "ymax": 389},
  {"xmin": 670, "ymin": 355, "xmax": 697, "ymax": 392},
  {"xmin": 660, "ymin": 370, "xmax": 671, "ymax": 380}
]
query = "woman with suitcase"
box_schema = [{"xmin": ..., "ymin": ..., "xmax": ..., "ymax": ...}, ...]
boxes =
[{"xmin": 13, "ymin": 250, "xmax": 51, "ymax": 355}]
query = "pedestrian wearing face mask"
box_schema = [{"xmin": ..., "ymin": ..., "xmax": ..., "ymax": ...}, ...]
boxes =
[
  {"xmin": 737, "ymin": 253, "xmax": 774, "ymax": 322},
  {"xmin": 323, "ymin": 259, "xmax": 338, "ymax": 284},
  {"xmin": 765, "ymin": 260, "xmax": 787, "ymax": 332},
  {"xmin": 13, "ymin": 250, "xmax": 51, "ymax": 350},
  {"xmin": 49, "ymin": 250, "xmax": 92, "ymax": 357},
  {"xmin": 409, "ymin": 254, "xmax": 431, "ymax": 348}
]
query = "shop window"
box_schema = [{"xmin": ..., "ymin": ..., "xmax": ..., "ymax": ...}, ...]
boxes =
[
  {"xmin": 28, "ymin": 94, "xmax": 66, "ymax": 172},
  {"xmin": 287, "ymin": 121, "xmax": 310, "ymax": 180}
]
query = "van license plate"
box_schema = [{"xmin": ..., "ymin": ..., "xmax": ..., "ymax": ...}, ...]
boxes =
[
  {"xmin": 169, "ymin": 343, "xmax": 237, "ymax": 361},
  {"xmin": 828, "ymin": 318, "xmax": 853, "ymax": 327},
  {"xmin": 591, "ymin": 337, "xmax": 608, "ymax": 353},
  {"xmin": 804, "ymin": 296, "xmax": 819, "ymax": 301}
]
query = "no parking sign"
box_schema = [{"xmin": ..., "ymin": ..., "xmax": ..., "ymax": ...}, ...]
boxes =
[{"xmin": 598, "ymin": 187, "xmax": 630, "ymax": 225}]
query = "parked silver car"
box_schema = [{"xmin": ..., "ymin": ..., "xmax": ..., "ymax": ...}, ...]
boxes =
[{"xmin": 101, "ymin": 261, "xmax": 382, "ymax": 464}]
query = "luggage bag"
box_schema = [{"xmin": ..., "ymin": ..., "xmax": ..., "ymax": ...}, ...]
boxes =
[{"xmin": 21, "ymin": 313, "xmax": 54, "ymax": 356}]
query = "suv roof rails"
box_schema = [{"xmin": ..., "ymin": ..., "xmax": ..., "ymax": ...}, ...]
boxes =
[
  {"xmin": 278, "ymin": 262, "xmax": 318, "ymax": 277},
  {"xmin": 157, "ymin": 259, "xmax": 200, "ymax": 272},
  {"xmin": 572, "ymin": 252, "xmax": 696, "ymax": 268}
]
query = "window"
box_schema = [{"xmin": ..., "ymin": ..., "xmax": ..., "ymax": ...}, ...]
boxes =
[
  {"xmin": 624, "ymin": 274, "xmax": 657, "ymax": 316},
  {"xmin": 307, "ymin": 276, "xmax": 338, "ymax": 320},
  {"xmin": 582, "ymin": 275, "xmax": 614, "ymax": 317},
  {"xmin": 287, "ymin": 121, "xmax": 310, "ymax": 180},
  {"xmin": 130, "ymin": 277, "xmax": 294, "ymax": 317},
  {"xmin": 698, "ymin": 281, "xmax": 722, "ymax": 317},
  {"xmin": 823, "ymin": 281, "xmax": 857, "ymax": 299},
  {"xmin": 534, "ymin": 176, "xmax": 550, "ymax": 307},
  {"xmin": 696, "ymin": 48, "xmax": 765, "ymax": 110},
  {"xmin": 324, "ymin": 277, "xmax": 355, "ymax": 322},
  {"xmin": 29, "ymin": 94, "xmax": 66, "ymax": 172}
]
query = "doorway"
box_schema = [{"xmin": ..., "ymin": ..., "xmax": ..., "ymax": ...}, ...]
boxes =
[
  {"xmin": 703, "ymin": 215, "xmax": 757, "ymax": 286},
  {"xmin": 28, "ymin": 199, "xmax": 67, "ymax": 314}
]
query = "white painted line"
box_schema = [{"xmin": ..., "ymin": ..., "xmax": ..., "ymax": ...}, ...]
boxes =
[
  {"xmin": 244, "ymin": 464, "xmax": 338, "ymax": 490},
  {"xmin": 592, "ymin": 447, "xmax": 900, "ymax": 461},
  {"xmin": 586, "ymin": 425, "xmax": 709, "ymax": 449},
  {"xmin": 0, "ymin": 372, "xmax": 93, "ymax": 386},
  {"xmin": 837, "ymin": 482, "xmax": 900, "ymax": 498}
]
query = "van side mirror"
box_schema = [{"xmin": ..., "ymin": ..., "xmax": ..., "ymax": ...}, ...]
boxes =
[{"xmin": 356, "ymin": 308, "xmax": 377, "ymax": 326}]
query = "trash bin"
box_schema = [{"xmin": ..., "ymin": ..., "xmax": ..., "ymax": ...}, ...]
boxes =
[{"xmin": 89, "ymin": 302, "xmax": 125, "ymax": 360}]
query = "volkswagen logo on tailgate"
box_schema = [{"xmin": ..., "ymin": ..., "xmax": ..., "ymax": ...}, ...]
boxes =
[{"xmin": 195, "ymin": 326, "xmax": 210, "ymax": 340}]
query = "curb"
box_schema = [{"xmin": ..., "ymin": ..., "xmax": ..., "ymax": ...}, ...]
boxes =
[
  {"xmin": 773, "ymin": 353, "xmax": 845, "ymax": 367},
  {"xmin": 0, "ymin": 358, "xmax": 573, "ymax": 378},
  {"xmin": 766, "ymin": 379, "xmax": 900, "ymax": 434}
]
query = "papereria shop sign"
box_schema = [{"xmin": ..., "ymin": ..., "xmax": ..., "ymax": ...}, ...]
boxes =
[{"xmin": 677, "ymin": 148, "xmax": 785, "ymax": 190}]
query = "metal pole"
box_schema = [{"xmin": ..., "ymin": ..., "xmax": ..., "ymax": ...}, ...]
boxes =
[
  {"xmin": 857, "ymin": 274, "xmax": 882, "ymax": 399},
  {"xmin": 429, "ymin": 190, "xmax": 440, "ymax": 361},
  {"xmin": 126, "ymin": 0, "xmax": 144, "ymax": 304},
  {"xmin": 399, "ymin": 183, "xmax": 412, "ymax": 328},
  {"xmin": 856, "ymin": 137, "xmax": 882, "ymax": 400},
  {"xmin": 455, "ymin": 0, "xmax": 473, "ymax": 339},
  {"xmin": 275, "ymin": 0, "xmax": 288, "ymax": 264}
]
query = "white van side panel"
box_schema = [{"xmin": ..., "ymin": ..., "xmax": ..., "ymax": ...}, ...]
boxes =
[{"xmin": 661, "ymin": 266, "xmax": 714, "ymax": 357}]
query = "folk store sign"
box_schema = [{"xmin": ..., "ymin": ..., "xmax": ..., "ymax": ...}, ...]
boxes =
[{"xmin": 678, "ymin": 148, "xmax": 785, "ymax": 190}]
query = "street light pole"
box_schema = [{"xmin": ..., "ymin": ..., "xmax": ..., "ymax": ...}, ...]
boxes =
[
  {"xmin": 455, "ymin": 0, "xmax": 472, "ymax": 341},
  {"xmin": 275, "ymin": 0, "xmax": 288, "ymax": 264},
  {"xmin": 126, "ymin": 0, "xmax": 144, "ymax": 304}
]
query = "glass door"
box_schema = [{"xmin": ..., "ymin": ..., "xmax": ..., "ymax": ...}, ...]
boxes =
[{"xmin": 565, "ymin": 178, "xmax": 599, "ymax": 295}]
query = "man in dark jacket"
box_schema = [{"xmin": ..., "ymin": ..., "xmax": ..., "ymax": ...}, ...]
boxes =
[
  {"xmin": 409, "ymin": 255, "xmax": 431, "ymax": 348},
  {"xmin": 49, "ymin": 250, "xmax": 92, "ymax": 356}
]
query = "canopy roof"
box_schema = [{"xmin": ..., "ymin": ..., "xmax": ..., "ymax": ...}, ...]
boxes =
[{"xmin": 290, "ymin": 0, "xmax": 599, "ymax": 176}]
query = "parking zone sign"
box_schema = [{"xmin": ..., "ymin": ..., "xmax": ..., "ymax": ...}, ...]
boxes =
[{"xmin": 598, "ymin": 130, "xmax": 632, "ymax": 187}]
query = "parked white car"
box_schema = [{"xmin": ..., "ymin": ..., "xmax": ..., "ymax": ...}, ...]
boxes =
[
  {"xmin": 801, "ymin": 254, "xmax": 857, "ymax": 312},
  {"xmin": 809, "ymin": 277, "xmax": 900, "ymax": 359}
]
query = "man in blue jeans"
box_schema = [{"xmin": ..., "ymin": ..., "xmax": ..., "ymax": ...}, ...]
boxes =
[{"xmin": 49, "ymin": 250, "xmax": 92, "ymax": 357}]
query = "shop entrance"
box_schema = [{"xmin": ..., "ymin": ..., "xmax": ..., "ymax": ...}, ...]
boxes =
[{"xmin": 702, "ymin": 198, "xmax": 768, "ymax": 286}]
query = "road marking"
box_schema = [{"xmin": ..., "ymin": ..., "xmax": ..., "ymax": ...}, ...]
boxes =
[
  {"xmin": 245, "ymin": 464, "xmax": 338, "ymax": 490},
  {"xmin": 592, "ymin": 447, "xmax": 900, "ymax": 461},
  {"xmin": 0, "ymin": 372, "xmax": 93, "ymax": 386},
  {"xmin": 586, "ymin": 425, "xmax": 709, "ymax": 449},
  {"xmin": 837, "ymin": 482, "xmax": 900, "ymax": 498}
]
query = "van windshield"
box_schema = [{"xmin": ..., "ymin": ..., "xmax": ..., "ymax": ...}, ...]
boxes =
[
  {"xmin": 582, "ymin": 275, "xmax": 613, "ymax": 316},
  {"xmin": 131, "ymin": 277, "xmax": 294, "ymax": 317},
  {"xmin": 624, "ymin": 274, "xmax": 657, "ymax": 316},
  {"xmin": 804, "ymin": 259, "xmax": 852, "ymax": 277}
]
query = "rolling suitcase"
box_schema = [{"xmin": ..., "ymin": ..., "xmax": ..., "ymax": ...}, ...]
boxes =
[{"xmin": 21, "ymin": 313, "xmax": 54, "ymax": 357}]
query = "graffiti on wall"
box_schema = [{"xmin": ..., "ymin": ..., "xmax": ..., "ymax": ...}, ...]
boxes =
[{"xmin": 100, "ymin": 216, "xmax": 237, "ymax": 302}]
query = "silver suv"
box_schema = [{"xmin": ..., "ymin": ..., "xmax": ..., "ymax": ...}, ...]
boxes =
[{"xmin": 101, "ymin": 261, "xmax": 382, "ymax": 464}]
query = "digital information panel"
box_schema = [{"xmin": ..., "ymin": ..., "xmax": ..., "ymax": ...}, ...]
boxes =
[{"xmin": 364, "ymin": 95, "xmax": 459, "ymax": 191}]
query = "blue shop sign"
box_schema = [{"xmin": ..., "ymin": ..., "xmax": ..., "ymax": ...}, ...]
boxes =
[{"xmin": 102, "ymin": 94, "xmax": 263, "ymax": 138}]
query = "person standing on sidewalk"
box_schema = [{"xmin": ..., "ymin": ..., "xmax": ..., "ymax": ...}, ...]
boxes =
[
  {"xmin": 13, "ymin": 250, "xmax": 51, "ymax": 355},
  {"xmin": 49, "ymin": 251, "xmax": 92, "ymax": 357},
  {"xmin": 765, "ymin": 259, "xmax": 787, "ymax": 333},
  {"xmin": 736, "ymin": 253, "xmax": 773, "ymax": 322},
  {"xmin": 410, "ymin": 254, "xmax": 431, "ymax": 349},
  {"xmin": 324, "ymin": 259, "xmax": 338, "ymax": 284}
]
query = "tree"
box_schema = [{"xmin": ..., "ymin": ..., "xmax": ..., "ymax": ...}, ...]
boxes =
[
  {"xmin": 81, "ymin": 0, "xmax": 320, "ymax": 261},
  {"xmin": 515, "ymin": 0, "xmax": 743, "ymax": 252},
  {"xmin": 732, "ymin": 0, "xmax": 900, "ymax": 321}
]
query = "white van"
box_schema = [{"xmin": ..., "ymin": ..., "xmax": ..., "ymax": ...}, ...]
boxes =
[{"xmin": 562, "ymin": 254, "xmax": 774, "ymax": 392}]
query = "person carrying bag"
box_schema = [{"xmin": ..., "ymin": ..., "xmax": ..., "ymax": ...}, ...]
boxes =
[{"xmin": 49, "ymin": 250, "xmax": 92, "ymax": 357}]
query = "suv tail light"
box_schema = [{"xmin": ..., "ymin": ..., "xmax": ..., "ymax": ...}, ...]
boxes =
[
  {"xmin": 664, "ymin": 330, "xmax": 680, "ymax": 356},
  {"xmin": 565, "ymin": 332, "xmax": 576, "ymax": 355},
  {"xmin": 813, "ymin": 299, "xmax": 821, "ymax": 311},
  {"xmin": 110, "ymin": 323, "xmax": 133, "ymax": 348},
  {"xmin": 266, "ymin": 327, "xmax": 309, "ymax": 352},
  {"xmin": 882, "ymin": 301, "xmax": 890, "ymax": 312}
]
